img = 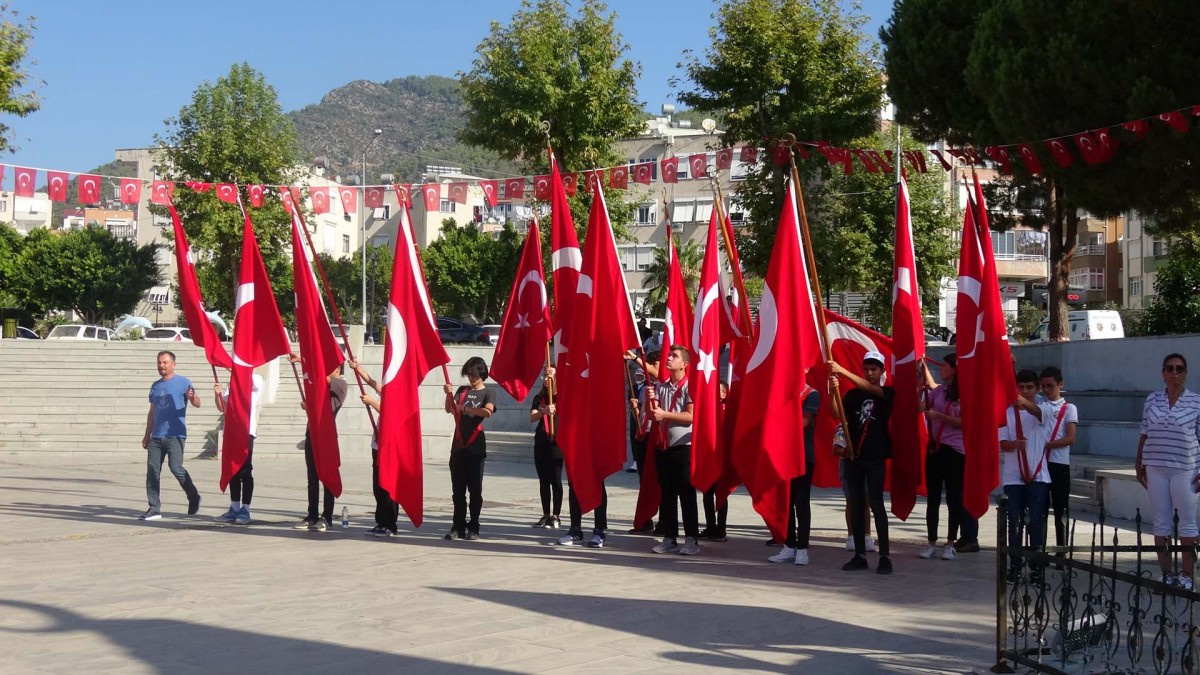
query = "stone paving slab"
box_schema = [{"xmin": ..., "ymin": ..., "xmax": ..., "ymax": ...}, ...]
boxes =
[{"xmin": 0, "ymin": 453, "xmax": 1004, "ymax": 673}]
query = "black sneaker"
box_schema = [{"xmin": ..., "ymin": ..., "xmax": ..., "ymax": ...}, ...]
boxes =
[
  {"xmin": 652, "ymin": 522, "xmax": 664, "ymax": 536},
  {"xmin": 294, "ymin": 517, "xmax": 318, "ymax": 530},
  {"xmin": 627, "ymin": 522, "xmax": 654, "ymax": 535},
  {"xmin": 876, "ymin": 556, "xmax": 894, "ymax": 575},
  {"xmin": 697, "ymin": 528, "xmax": 714, "ymax": 540},
  {"xmin": 842, "ymin": 555, "xmax": 869, "ymax": 571},
  {"xmin": 444, "ymin": 529, "xmax": 464, "ymax": 541},
  {"xmin": 534, "ymin": 515, "xmax": 551, "ymax": 528},
  {"xmin": 365, "ymin": 525, "xmax": 384, "ymax": 537},
  {"xmin": 187, "ymin": 494, "xmax": 201, "ymax": 516},
  {"xmin": 709, "ymin": 530, "xmax": 728, "ymax": 543},
  {"xmin": 374, "ymin": 527, "xmax": 396, "ymax": 538},
  {"xmin": 464, "ymin": 530, "xmax": 480, "ymax": 541},
  {"xmin": 139, "ymin": 508, "xmax": 162, "ymax": 521},
  {"xmin": 765, "ymin": 538, "xmax": 777, "ymax": 547},
  {"xmin": 548, "ymin": 515, "xmax": 561, "ymax": 529}
]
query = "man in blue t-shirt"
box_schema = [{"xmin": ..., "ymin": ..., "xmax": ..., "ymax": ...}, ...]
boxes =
[{"xmin": 141, "ymin": 351, "xmax": 202, "ymax": 520}]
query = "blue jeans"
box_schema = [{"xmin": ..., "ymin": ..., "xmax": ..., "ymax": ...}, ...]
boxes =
[
  {"xmin": 1004, "ymin": 482, "xmax": 1050, "ymax": 572},
  {"xmin": 146, "ymin": 437, "xmax": 199, "ymax": 511}
]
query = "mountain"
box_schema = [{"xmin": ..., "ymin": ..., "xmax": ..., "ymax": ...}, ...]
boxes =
[{"xmin": 287, "ymin": 75, "xmax": 524, "ymax": 184}]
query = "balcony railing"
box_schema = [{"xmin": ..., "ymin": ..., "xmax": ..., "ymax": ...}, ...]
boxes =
[{"xmin": 1075, "ymin": 245, "xmax": 1105, "ymax": 256}]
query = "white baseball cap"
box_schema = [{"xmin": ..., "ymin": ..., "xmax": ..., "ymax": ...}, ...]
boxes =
[{"xmin": 862, "ymin": 351, "xmax": 886, "ymax": 367}]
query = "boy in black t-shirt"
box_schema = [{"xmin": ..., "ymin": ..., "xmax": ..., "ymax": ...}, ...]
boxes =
[
  {"xmin": 443, "ymin": 356, "xmax": 496, "ymax": 541},
  {"xmin": 832, "ymin": 351, "xmax": 897, "ymax": 575}
]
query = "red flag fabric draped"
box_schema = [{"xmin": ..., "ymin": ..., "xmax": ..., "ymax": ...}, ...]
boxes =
[
  {"xmin": 14, "ymin": 167, "xmax": 34, "ymax": 197},
  {"xmin": 689, "ymin": 213, "xmax": 723, "ymax": 492},
  {"xmin": 47, "ymin": 171, "xmax": 68, "ymax": 202},
  {"xmin": 78, "ymin": 174, "xmax": 100, "ymax": 204},
  {"xmin": 732, "ymin": 182, "xmax": 822, "ymax": 541},
  {"xmin": 378, "ymin": 203, "xmax": 450, "ymax": 527},
  {"xmin": 222, "ymin": 209, "xmax": 290, "ymax": 491},
  {"xmin": 288, "ymin": 201, "xmax": 346, "ymax": 497},
  {"xmin": 168, "ymin": 206, "xmax": 232, "ymax": 370},
  {"xmin": 548, "ymin": 154, "xmax": 582, "ymax": 362},
  {"xmin": 957, "ymin": 177, "xmax": 1018, "ymax": 519},
  {"xmin": 491, "ymin": 217, "xmax": 551, "ymax": 402},
  {"xmin": 556, "ymin": 184, "xmax": 641, "ymax": 514},
  {"xmin": 661, "ymin": 232, "xmax": 693, "ymax": 370},
  {"xmin": 889, "ymin": 176, "xmax": 929, "ymax": 521}
]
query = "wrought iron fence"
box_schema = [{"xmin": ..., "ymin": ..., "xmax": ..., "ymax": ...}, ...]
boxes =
[{"xmin": 993, "ymin": 494, "xmax": 1200, "ymax": 674}]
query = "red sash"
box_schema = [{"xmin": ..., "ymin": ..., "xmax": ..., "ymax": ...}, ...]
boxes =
[
  {"xmin": 652, "ymin": 376, "xmax": 688, "ymax": 450},
  {"xmin": 455, "ymin": 388, "xmax": 485, "ymax": 449},
  {"xmin": 1046, "ymin": 401, "xmax": 1070, "ymax": 450},
  {"xmin": 1013, "ymin": 404, "xmax": 1045, "ymax": 484}
]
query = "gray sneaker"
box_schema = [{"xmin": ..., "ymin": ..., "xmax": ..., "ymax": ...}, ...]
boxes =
[
  {"xmin": 678, "ymin": 537, "xmax": 701, "ymax": 556},
  {"xmin": 586, "ymin": 532, "xmax": 606, "ymax": 548},
  {"xmin": 234, "ymin": 506, "xmax": 251, "ymax": 525},
  {"xmin": 652, "ymin": 538, "xmax": 679, "ymax": 554},
  {"xmin": 139, "ymin": 509, "xmax": 162, "ymax": 521},
  {"xmin": 312, "ymin": 519, "xmax": 329, "ymax": 532}
]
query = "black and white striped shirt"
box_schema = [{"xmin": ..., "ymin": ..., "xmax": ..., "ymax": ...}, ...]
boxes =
[{"xmin": 1141, "ymin": 389, "xmax": 1200, "ymax": 471}]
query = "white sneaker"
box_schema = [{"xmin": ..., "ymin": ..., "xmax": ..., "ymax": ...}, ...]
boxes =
[
  {"xmin": 652, "ymin": 538, "xmax": 679, "ymax": 554},
  {"xmin": 865, "ymin": 537, "xmax": 877, "ymax": 553},
  {"xmin": 1180, "ymin": 574, "xmax": 1195, "ymax": 591},
  {"xmin": 557, "ymin": 533, "xmax": 581, "ymax": 546},
  {"xmin": 768, "ymin": 545, "xmax": 797, "ymax": 563},
  {"xmin": 678, "ymin": 536, "xmax": 701, "ymax": 556},
  {"xmin": 919, "ymin": 544, "xmax": 938, "ymax": 559},
  {"xmin": 793, "ymin": 548, "xmax": 810, "ymax": 566},
  {"xmin": 845, "ymin": 536, "xmax": 854, "ymax": 551},
  {"xmin": 942, "ymin": 545, "xmax": 957, "ymax": 561}
]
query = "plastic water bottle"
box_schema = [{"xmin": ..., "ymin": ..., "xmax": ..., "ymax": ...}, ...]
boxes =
[{"xmin": 341, "ymin": 506, "xmax": 349, "ymax": 529}]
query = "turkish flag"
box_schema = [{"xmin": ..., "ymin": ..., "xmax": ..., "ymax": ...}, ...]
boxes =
[
  {"xmin": 903, "ymin": 150, "xmax": 929, "ymax": 174},
  {"xmin": 221, "ymin": 210, "xmax": 290, "ymax": 492},
  {"xmin": 772, "ymin": 145, "xmax": 791, "ymax": 166},
  {"xmin": 310, "ymin": 187, "xmax": 330, "ymax": 214},
  {"xmin": 421, "ymin": 183, "xmax": 440, "ymax": 212},
  {"xmin": 739, "ymin": 146, "xmax": 759, "ymax": 164},
  {"xmin": 556, "ymin": 185, "xmax": 642, "ymax": 514},
  {"xmin": 1073, "ymin": 132, "xmax": 1106, "ymax": 165},
  {"xmin": 1158, "ymin": 110, "xmax": 1190, "ymax": 133},
  {"xmin": 215, "ymin": 184, "xmax": 239, "ymax": 204},
  {"xmin": 365, "ymin": 186, "xmax": 384, "ymax": 209},
  {"xmin": 817, "ymin": 144, "xmax": 854, "ymax": 176},
  {"xmin": 716, "ymin": 148, "xmax": 732, "ymax": 170},
  {"xmin": 505, "ymin": 177, "xmax": 525, "ymax": 200},
  {"xmin": 957, "ymin": 177, "xmax": 1017, "ymax": 519},
  {"xmin": 280, "ymin": 187, "xmax": 298, "ymax": 214},
  {"xmin": 984, "ymin": 146, "xmax": 1012, "ymax": 174},
  {"xmin": 14, "ymin": 167, "xmax": 34, "ymax": 197},
  {"xmin": 633, "ymin": 163, "xmax": 653, "ymax": 185},
  {"xmin": 732, "ymin": 181, "xmax": 822, "ymax": 542},
  {"xmin": 120, "ymin": 178, "xmax": 142, "ymax": 205},
  {"xmin": 549, "ymin": 154, "xmax": 582, "ymax": 360},
  {"xmin": 609, "ymin": 165, "xmax": 629, "ymax": 190},
  {"xmin": 289, "ymin": 200, "xmax": 345, "ymax": 497},
  {"xmin": 661, "ymin": 157, "xmax": 679, "ymax": 184},
  {"xmin": 78, "ymin": 174, "xmax": 101, "ymax": 205},
  {"xmin": 929, "ymin": 150, "xmax": 952, "ymax": 171},
  {"xmin": 1123, "ymin": 119, "xmax": 1148, "ymax": 140},
  {"xmin": 46, "ymin": 171, "xmax": 68, "ymax": 202},
  {"xmin": 393, "ymin": 183, "xmax": 411, "ymax": 206},
  {"xmin": 689, "ymin": 211, "xmax": 724, "ymax": 492},
  {"xmin": 378, "ymin": 203, "xmax": 450, "ymax": 527},
  {"xmin": 562, "ymin": 173, "xmax": 578, "ymax": 197},
  {"xmin": 339, "ymin": 186, "xmax": 358, "ymax": 214},
  {"xmin": 689, "ymin": 153, "xmax": 708, "ymax": 179},
  {"xmin": 185, "ymin": 181, "xmax": 212, "ymax": 193},
  {"xmin": 1014, "ymin": 144, "xmax": 1042, "ymax": 175},
  {"xmin": 1046, "ymin": 139, "xmax": 1073, "ymax": 168},
  {"xmin": 1096, "ymin": 128, "xmax": 1119, "ymax": 161},
  {"xmin": 168, "ymin": 205, "xmax": 233, "ymax": 370},
  {"xmin": 247, "ymin": 184, "xmax": 265, "ymax": 208},
  {"xmin": 888, "ymin": 177, "xmax": 929, "ymax": 521},
  {"xmin": 448, "ymin": 182, "xmax": 468, "ymax": 204},
  {"xmin": 853, "ymin": 149, "xmax": 880, "ymax": 173},
  {"xmin": 661, "ymin": 234, "xmax": 693, "ymax": 372},
  {"xmin": 151, "ymin": 181, "xmax": 176, "ymax": 206},
  {"xmin": 480, "ymin": 180, "xmax": 499, "ymax": 207},
  {"xmin": 533, "ymin": 174, "xmax": 552, "ymax": 200},
  {"xmin": 583, "ymin": 170, "xmax": 604, "ymax": 194},
  {"xmin": 491, "ymin": 218, "xmax": 551, "ymax": 402},
  {"xmin": 868, "ymin": 150, "xmax": 893, "ymax": 174}
]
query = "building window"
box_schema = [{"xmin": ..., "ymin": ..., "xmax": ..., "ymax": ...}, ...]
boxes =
[
  {"xmin": 1152, "ymin": 239, "xmax": 1168, "ymax": 258},
  {"xmin": 637, "ymin": 204, "xmax": 656, "ymax": 225},
  {"xmin": 617, "ymin": 244, "xmax": 658, "ymax": 271},
  {"xmin": 439, "ymin": 199, "xmax": 456, "ymax": 213},
  {"xmin": 342, "ymin": 234, "xmax": 350, "ymax": 253},
  {"xmin": 676, "ymin": 159, "xmax": 689, "ymax": 181},
  {"xmin": 992, "ymin": 230, "xmax": 1046, "ymax": 260},
  {"xmin": 1070, "ymin": 267, "xmax": 1105, "ymax": 291},
  {"xmin": 1129, "ymin": 277, "xmax": 1142, "ymax": 296}
]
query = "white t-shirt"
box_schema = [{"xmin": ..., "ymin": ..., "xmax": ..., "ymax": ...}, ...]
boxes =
[
  {"xmin": 999, "ymin": 402, "xmax": 1055, "ymax": 486},
  {"xmin": 1043, "ymin": 397, "xmax": 1079, "ymax": 465},
  {"xmin": 222, "ymin": 372, "xmax": 264, "ymax": 438}
]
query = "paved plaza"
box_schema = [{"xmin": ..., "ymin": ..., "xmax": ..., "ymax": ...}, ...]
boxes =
[{"xmin": 0, "ymin": 452, "xmax": 1001, "ymax": 673}]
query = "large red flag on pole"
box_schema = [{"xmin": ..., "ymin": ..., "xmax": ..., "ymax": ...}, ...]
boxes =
[
  {"xmin": 168, "ymin": 205, "xmax": 232, "ymax": 370},
  {"xmin": 221, "ymin": 208, "xmax": 290, "ymax": 491},
  {"xmin": 888, "ymin": 176, "xmax": 929, "ymax": 520},
  {"xmin": 689, "ymin": 212, "xmax": 723, "ymax": 492},
  {"xmin": 732, "ymin": 181, "xmax": 823, "ymax": 541},
  {"xmin": 378, "ymin": 203, "xmax": 450, "ymax": 527},
  {"xmin": 288, "ymin": 201, "xmax": 346, "ymax": 497},
  {"xmin": 549, "ymin": 153, "xmax": 582, "ymax": 362},
  {"xmin": 491, "ymin": 217, "xmax": 552, "ymax": 401},
  {"xmin": 556, "ymin": 181, "xmax": 642, "ymax": 514},
  {"xmin": 661, "ymin": 230, "xmax": 693, "ymax": 374}
]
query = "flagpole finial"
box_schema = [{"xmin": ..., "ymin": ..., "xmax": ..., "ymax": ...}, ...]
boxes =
[
  {"xmin": 540, "ymin": 120, "xmax": 551, "ymax": 143},
  {"xmin": 782, "ymin": 132, "xmax": 797, "ymax": 146}
]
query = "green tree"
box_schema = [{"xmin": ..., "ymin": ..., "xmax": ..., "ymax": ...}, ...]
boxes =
[
  {"xmin": 1144, "ymin": 233, "xmax": 1200, "ymax": 336},
  {"xmin": 639, "ymin": 236, "xmax": 703, "ymax": 321},
  {"xmin": 0, "ymin": 221, "xmax": 22, "ymax": 308},
  {"xmin": 315, "ymin": 244, "xmax": 394, "ymax": 328},
  {"xmin": 458, "ymin": 0, "xmax": 641, "ymax": 235},
  {"xmin": 13, "ymin": 227, "xmax": 160, "ymax": 324},
  {"xmin": 423, "ymin": 219, "xmax": 523, "ymax": 321},
  {"xmin": 676, "ymin": 0, "xmax": 883, "ymax": 274},
  {"xmin": 155, "ymin": 63, "xmax": 301, "ymax": 315},
  {"xmin": 0, "ymin": 6, "xmax": 37, "ymax": 153}
]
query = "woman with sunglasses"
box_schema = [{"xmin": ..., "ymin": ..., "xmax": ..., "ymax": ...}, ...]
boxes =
[{"xmin": 1136, "ymin": 353, "xmax": 1200, "ymax": 589}]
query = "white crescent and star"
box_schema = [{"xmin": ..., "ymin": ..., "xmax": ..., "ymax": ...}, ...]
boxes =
[
  {"xmin": 232, "ymin": 282, "xmax": 255, "ymax": 367},
  {"xmin": 381, "ymin": 303, "xmax": 408, "ymax": 386},
  {"xmin": 693, "ymin": 282, "xmax": 720, "ymax": 383},
  {"xmin": 746, "ymin": 285, "xmax": 777, "ymax": 373},
  {"xmin": 516, "ymin": 270, "xmax": 547, "ymax": 326}
]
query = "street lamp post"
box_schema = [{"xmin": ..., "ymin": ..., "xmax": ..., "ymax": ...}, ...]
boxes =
[{"xmin": 359, "ymin": 129, "xmax": 383, "ymax": 336}]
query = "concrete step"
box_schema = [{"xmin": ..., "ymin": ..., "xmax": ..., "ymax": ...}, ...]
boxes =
[{"xmin": 1074, "ymin": 421, "xmax": 1141, "ymax": 458}]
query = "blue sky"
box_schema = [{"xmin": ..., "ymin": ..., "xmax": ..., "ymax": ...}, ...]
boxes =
[{"xmin": 9, "ymin": 0, "xmax": 893, "ymax": 177}]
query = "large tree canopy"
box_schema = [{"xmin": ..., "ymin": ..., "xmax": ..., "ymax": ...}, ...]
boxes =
[
  {"xmin": 0, "ymin": 5, "xmax": 38, "ymax": 153},
  {"xmin": 422, "ymin": 219, "xmax": 523, "ymax": 322}
]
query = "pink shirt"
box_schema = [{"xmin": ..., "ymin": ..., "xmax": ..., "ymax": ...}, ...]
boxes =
[{"xmin": 928, "ymin": 387, "xmax": 964, "ymax": 454}]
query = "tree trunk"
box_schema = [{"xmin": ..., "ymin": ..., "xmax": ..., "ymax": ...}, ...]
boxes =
[{"xmin": 1046, "ymin": 182, "xmax": 1078, "ymax": 341}]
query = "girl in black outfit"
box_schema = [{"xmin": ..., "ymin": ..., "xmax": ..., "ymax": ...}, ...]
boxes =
[
  {"xmin": 443, "ymin": 357, "xmax": 496, "ymax": 541},
  {"xmin": 530, "ymin": 371, "xmax": 563, "ymax": 528}
]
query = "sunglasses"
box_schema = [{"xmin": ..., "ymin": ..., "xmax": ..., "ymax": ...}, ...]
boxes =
[{"xmin": 1164, "ymin": 365, "xmax": 1188, "ymax": 374}]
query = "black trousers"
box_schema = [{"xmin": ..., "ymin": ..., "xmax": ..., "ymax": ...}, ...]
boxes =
[
  {"xmin": 657, "ymin": 444, "xmax": 699, "ymax": 541},
  {"xmin": 567, "ymin": 481, "xmax": 607, "ymax": 536},
  {"xmin": 631, "ymin": 436, "xmax": 648, "ymax": 473},
  {"xmin": 1048, "ymin": 462, "xmax": 1071, "ymax": 548},
  {"xmin": 371, "ymin": 447, "xmax": 399, "ymax": 531},
  {"xmin": 304, "ymin": 434, "xmax": 335, "ymax": 524},
  {"xmin": 230, "ymin": 439, "xmax": 254, "ymax": 505},
  {"xmin": 533, "ymin": 441, "xmax": 563, "ymax": 516},
  {"xmin": 702, "ymin": 487, "xmax": 728, "ymax": 534},
  {"xmin": 787, "ymin": 469, "xmax": 814, "ymax": 549},
  {"xmin": 846, "ymin": 456, "xmax": 889, "ymax": 557},
  {"xmin": 449, "ymin": 443, "xmax": 486, "ymax": 533},
  {"xmin": 925, "ymin": 446, "xmax": 965, "ymax": 544}
]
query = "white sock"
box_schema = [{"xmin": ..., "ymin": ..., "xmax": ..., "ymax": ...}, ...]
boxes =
[{"xmin": 230, "ymin": 501, "xmax": 241, "ymax": 511}]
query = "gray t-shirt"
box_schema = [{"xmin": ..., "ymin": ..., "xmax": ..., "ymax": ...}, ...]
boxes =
[{"xmin": 654, "ymin": 377, "xmax": 693, "ymax": 448}]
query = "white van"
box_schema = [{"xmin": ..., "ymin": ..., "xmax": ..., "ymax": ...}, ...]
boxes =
[{"xmin": 1027, "ymin": 310, "xmax": 1124, "ymax": 343}]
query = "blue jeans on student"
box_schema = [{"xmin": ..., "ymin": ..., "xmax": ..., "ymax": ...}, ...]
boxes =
[{"xmin": 1004, "ymin": 482, "xmax": 1050, "ymax": 573}]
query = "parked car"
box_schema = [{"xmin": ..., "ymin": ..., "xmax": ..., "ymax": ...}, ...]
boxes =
[
  {"xmin": 4, "ymin": 326, "xmax": 39, "ymax": 339},
  {"xmin": 143, "ymin": 327, "xmax": 194, "ymax": 342},
  {"xmin": 45, "ymin": 324, "xmax": 114, "ymax": 341},
  {"xmin": 924, "ymin": 332, "xmax": 949, "ymax": 347},
  {"xmin": 481, "ymin": 324, "xmax": 501, "ymax": 347},
  {"xmin": 1026, "ymin": 310, "xmax": 1125, "ymax": 344},
  {"xmin": 436, "ymin": 317, "xmax": 491, "ymax": 345}
]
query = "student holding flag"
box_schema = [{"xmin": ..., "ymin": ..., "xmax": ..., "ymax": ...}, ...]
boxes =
[{"xmin": 443, "ymin": 357, "xmax": 496, "ymax": 541}]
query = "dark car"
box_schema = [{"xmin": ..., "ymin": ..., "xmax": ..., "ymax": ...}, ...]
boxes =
[{"xmin": 436, "ymin": 317, "xmax": 492, "ymax": 345}]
